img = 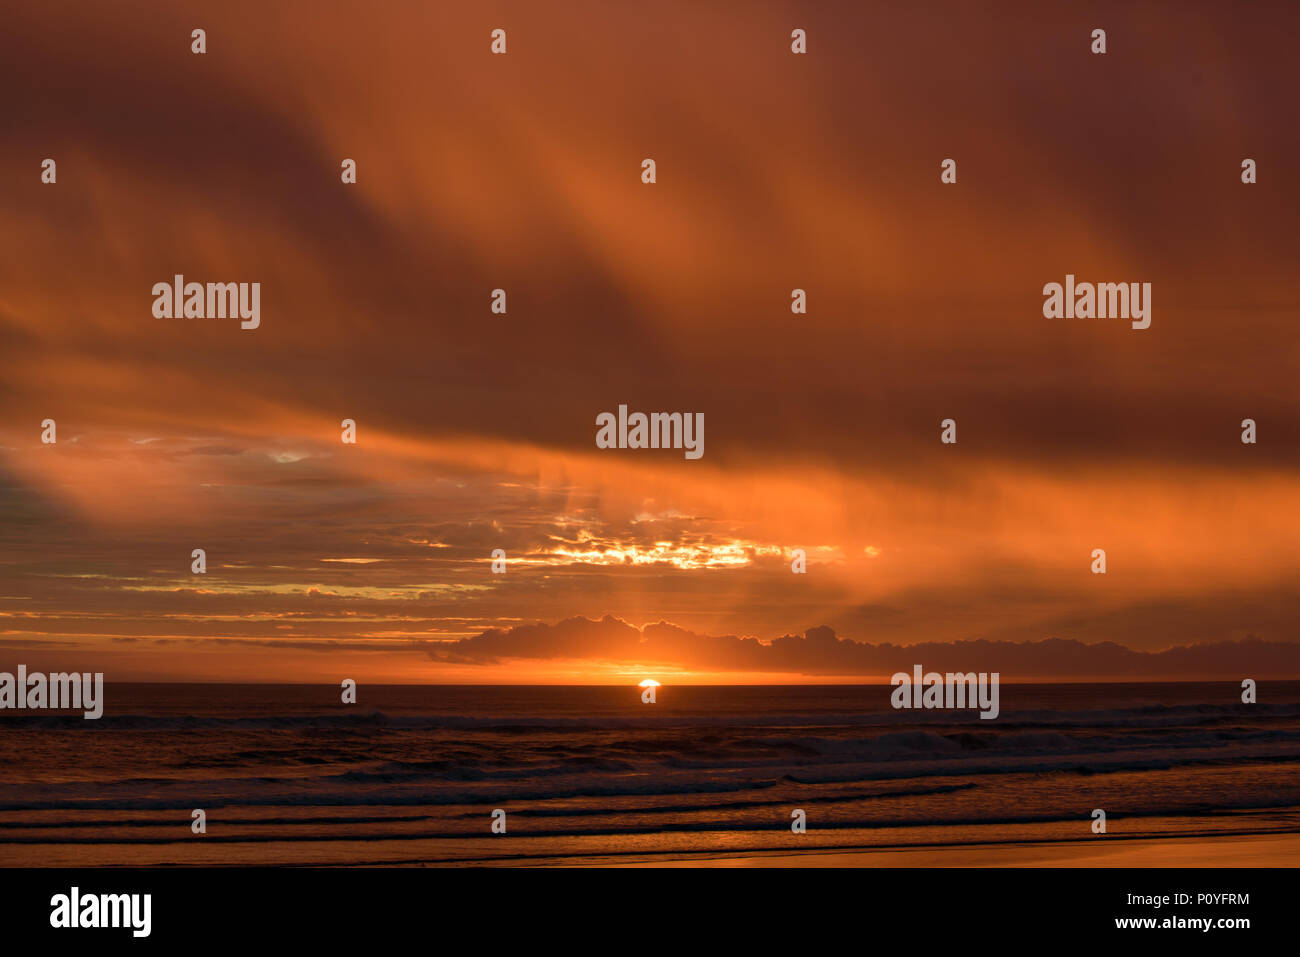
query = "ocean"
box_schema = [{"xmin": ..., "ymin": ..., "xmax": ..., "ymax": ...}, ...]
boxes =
[{"xmin": 2, "ymin": 682, "xmax": 1298, "ymax": 866}]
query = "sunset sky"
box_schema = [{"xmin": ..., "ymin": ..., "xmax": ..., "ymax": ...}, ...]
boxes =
[{"xmin": 2, "ymin": 2, "xmax": 1298, "ymax": 682}]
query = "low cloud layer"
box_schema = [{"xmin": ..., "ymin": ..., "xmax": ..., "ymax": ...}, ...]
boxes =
[{"xmin": 430, "ymin": 615, "xmax": 1300, "ymax": 680}]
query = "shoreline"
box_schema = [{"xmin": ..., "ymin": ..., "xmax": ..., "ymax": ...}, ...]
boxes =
[{"xmin": 591, "ymin": 832, "xmax": 1300, "ymax": 867}]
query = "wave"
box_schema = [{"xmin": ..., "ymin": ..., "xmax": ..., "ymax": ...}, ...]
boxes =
[{"xmin": 4, "ymin": 744, "xmax": 1300, "ymax": 813}]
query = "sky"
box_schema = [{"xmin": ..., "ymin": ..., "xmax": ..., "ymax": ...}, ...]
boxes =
[{"xmin": 1, "ymin": 1, "xmax": 1298, "ymax": 682}]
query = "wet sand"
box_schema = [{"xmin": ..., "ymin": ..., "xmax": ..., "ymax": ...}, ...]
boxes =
[{"xmin": 598, "ymin": 832, "xmax": 1300, "ymax": 867}]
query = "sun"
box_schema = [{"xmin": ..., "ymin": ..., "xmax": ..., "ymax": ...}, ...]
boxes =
[{"xmin": 638, "ymin": 679, "xmax": 661, "ymax": 688}]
